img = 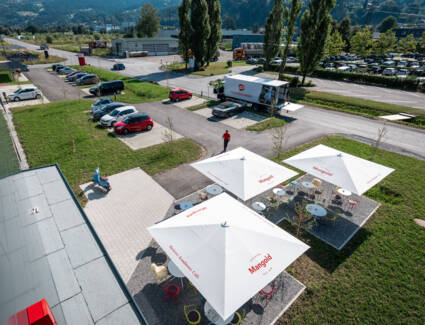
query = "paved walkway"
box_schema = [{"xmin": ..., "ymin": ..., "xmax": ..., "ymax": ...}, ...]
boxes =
[{"xmin": 80, "ymin": 168, "xmax": 175, "ymax": 283}]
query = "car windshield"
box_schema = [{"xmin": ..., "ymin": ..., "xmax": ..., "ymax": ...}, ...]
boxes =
[
  {"xmin": 109, "ymin": 109, "xmax": 120, "ymax": 117},
  {"xmin": 123, "ymin": 117, "xmax": 133, "ymax": 124}
]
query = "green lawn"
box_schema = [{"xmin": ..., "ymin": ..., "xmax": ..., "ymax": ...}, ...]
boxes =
[
  {"xmin": 290, "ymin": 88, "xmax": 425, "ymax": 129},
  {"xmin": 187, "ymin": 99, "xmax": 220, "ymax": 111},
  {"xmin": 71, "ymin": 66, "xmax": 169, "ymax": 104},
  {"xmin": 273, "ymin": 136, "xmax": 425, "ymax": 324},
  {"xmin": 220, "ymin": 42, "xmax": 233, "ymax": 51},
  {"xmin": 0, "ymin": 71, "xmax": 12, "ymax": 84},
  {"xmin": 166, "ymin": 61, "xmax": 248, "ymax": 76},
  {"xmin": 12, "ymin": 100, "xmax": 202, "ymax": 203},
  {"xmin": 0, "ymin": 114, "xmax": 19, "ymax": 178},
  {"xmin": 246, "ymin": 117, "xmax": 287, "ymax": 131}
]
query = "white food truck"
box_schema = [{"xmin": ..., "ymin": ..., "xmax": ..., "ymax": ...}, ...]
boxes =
[{"xmin": 217, "ymin": 74, "xmax": 290, "ymax": 110}]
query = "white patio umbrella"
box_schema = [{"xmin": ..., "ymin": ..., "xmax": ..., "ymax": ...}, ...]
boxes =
[
  {"xmin": 191, "ymin": 147, "xmax": 298, "ymax": 201},
  {"xmin": 148, "ymin": 193, "xmax": 309, "ymax": 320},
  {"xmin": 283, "ymin": 144, "xmax": 394, "ymax": 195}
]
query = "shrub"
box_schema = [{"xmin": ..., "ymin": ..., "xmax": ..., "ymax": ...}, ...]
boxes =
[
  {"xmin": 290, "ymin": 76, "xmax": 300, "ymax": 88},
  {"xmin": 46, "ymin": 35, "xmax": 53, "ymax": 44},
  {"xmin": 254, "ymin": 65, "xmax": 264, "ymax": 72},
  {"xmin": 226, "ymin": 60, "xmax": 233, "ymax": 68}
]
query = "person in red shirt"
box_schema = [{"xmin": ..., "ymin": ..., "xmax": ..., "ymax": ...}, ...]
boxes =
[{"xmin": 222, "ymin": 130, "xmax": 231, "ymax": 152}]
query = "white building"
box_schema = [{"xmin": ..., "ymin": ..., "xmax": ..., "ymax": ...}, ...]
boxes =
[{"xmin": 111, "ymin": 37, "xmax": 178, "ymax": 57}]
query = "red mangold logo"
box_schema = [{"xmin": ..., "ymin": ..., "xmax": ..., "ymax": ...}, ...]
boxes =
[
  {"xmin": 259, "ymin": 175, "xmax": 274, "ymax": 183},
  {"xmin": 186, "ymin": 207, "xmax": 207, "ymax": 218},
  {"xmin": 313, "ymin": 166, "xmax": 333, "ymax": 176},
  {"xmin": 238, "ymin": 84, "xmax": 246, "ymax": 91},
  {"xmin": 248, "ymin": 253, "xmax": 272, "ymax": 274}
]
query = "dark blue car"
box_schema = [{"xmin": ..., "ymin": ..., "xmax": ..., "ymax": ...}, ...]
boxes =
[{"xmin": 112, "ymin": 63, "xmax": 125, "ymax": 71}]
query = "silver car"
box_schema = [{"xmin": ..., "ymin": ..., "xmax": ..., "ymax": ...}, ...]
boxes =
[{"xmin": 8, "ymin": 88, "xmax": 42, "ymax": 102}]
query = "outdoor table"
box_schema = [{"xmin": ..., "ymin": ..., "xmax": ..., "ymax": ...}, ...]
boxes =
[
  {"xmin": 273, "ymin": 188, "xmax": 286, "ymax": 196},
  {"xmin": 168, "ymin": 260, "xmax": 185, "ymax": 288},
  {"xmin": 206, "ymin": 184, "xmax": 223, "ymax": 196},
  {"xmin": 204, "ymin": 301, "xmax": 234, "ymax": 325},
  {"xmin": 252, "ymin": 202, "xmax": 266, "ymax": 212},
  {"xmin": 302, "ymin": 181, "xmax": 315, "ymax": 195},
  {"xmin": 179, "ymin": 202, "xmax": 193, "ymax": 210},
  {"xmin": 337, "ymin": 188, "xmax": 352, "ymax": 197},
  {"xmin": 306, "ymin": 204, "xmax": 327, "ymax": 217}
]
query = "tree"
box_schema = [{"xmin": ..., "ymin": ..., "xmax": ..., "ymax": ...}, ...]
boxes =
[
  {"xmin": 45, "ymin": 35, "xmax": 53, "ymax": 44},
  {"xmin": 378, "ymin": 16, "xmax": 398, "ymax": 33},
  {"xmin": 294, "ymin": 200, "xmax": 314, "ymax": 238},
  {"xmin": 324, "ymin": 29, "xmax": 346, "ymax": 57},
  {"xmin": 298, "ymin": 0, "xmax": 336, "ymax": 85},
  {"xmin": 278, "ymin": 0, "xmax": 302, "ymax": 80},
  {"xmin": 370, "ymin": 124, "xmax": 387, "ymax": 161},
  {"xmin": 272, "ymin": 124, "xmax": 288, "ymax": 160},
  {"xmin": 191, "ymin": 0, "xmax": 210, "ymax": 70},
  {"xmin": 350, "ymin": 28, "xmax": 373, "ymax": 57},
  {"xmin": 223, "ymin": 16, "xmax": 236, "ymax": 30},
  {"xmin": 263, "ymin": 0, "xmax": 284, "ymax": 67},
  {"xmin": 252, "ymin": 23, "xmax": 259, "ymax": 33},
  {"xmin": 337, "ymin": 17, "xmax": 351, "ymax": 52},
  {"xmin": 373, "ymin": 30, "xmax": 396, "ymax": 55},
  {"xmin": 178, "ymin": 0, "xmax": 192, "ymax": 70},
  {"xmin": 136, "ymin": 3, "xmax": 160, "ymax": 38},
  {"xmin": 206, "ymin": 0, "xmax": 222, "ymax": 66},
  {"xmin": 417, "ymin": 32, "xmax": 425, "ymax": 55},
  {"xmin": 25, "ymin": 25, "xmax": 39, "ymax": 35},
  {"xmin": 398, "ymin": 34, "xmax": 416, "ymax": 54}
]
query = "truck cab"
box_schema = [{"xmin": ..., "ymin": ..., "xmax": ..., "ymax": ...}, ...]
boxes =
[{"xmin": 233, "ymin": 48, "xmax": 245, "ymax": 61}]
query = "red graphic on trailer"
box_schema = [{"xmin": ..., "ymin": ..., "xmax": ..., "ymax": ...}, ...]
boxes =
[{"xmin": 238, "ymin": 84, "xmax": 246, "ymax": 91}]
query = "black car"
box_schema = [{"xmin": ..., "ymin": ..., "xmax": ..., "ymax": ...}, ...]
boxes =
[
  {"xmin": 212, "ymin": 101, "xmax": 246, "ymax": 118},
  {"xmin": 90, "ymin": 80, "xmax": 125, "ymax": 96},
  {"xmin": 112, "ymin": 63, "xmax": 125, "ymax": 70},
  {"xmin": 92, "ymin": 102, "xmax": 126, "ymax": 121},
  {"xmin": 257, "ymin": 58, "xmax": 266, "ymax": 64},
  {"xmin": 369, "ymin": 66, "xmax": 382, "ymax": 74},
  {"xmin": 52, "ymin": 64, "xmax": 64, "ymax": 72},
  {"xmin": 246, "ymin": 58, "xmax": 258, "ymax": 64}
]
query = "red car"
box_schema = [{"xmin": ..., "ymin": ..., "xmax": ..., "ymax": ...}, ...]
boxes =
[
  {"xmin": 114, "ymin": 113, "xmax": 154, "ymax": 135},
  {"xmin": 169, "ymin": 88, "xmax": 192, "ymax": 102}
]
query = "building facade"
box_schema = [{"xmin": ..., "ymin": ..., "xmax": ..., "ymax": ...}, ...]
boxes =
[{"xmin": 111, "ymin": 37, "xmax": 179, "ymax": 57}]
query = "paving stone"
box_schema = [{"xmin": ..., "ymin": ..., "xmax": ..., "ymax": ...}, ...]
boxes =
[
  {"xmin": 61, "ymin": 293, "xmax": 94, "ymax": 325},
  {"xmin": 96, "ymin": 303, "xmax": 140, "ymax": 325}
]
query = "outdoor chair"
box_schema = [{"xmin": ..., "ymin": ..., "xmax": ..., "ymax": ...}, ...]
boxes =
[
  {"xmin": 151, "ymin": 263, "xmax": 168, "ymax": 283},
  {"xmin": 199, "ymin": 192, "xmax": 208, "ymax": 201},
  {"xmin": 348, "ymin": 199, "xmax": 360, "ymax": 212},
  {"xmin": 164, "ymin": 283, "xmax": 180, "ymax": 304},
  {"xmin": 184, "ymin": 305, "xmax": 201, "ymax": 325},
  {"xmin": 259, "ymin": 282, "xmax": 276, "ymax": 306},
  {"xmin": 230, "ymin": 312, "xmax": 242, "ymax": 325},
  {"xmin": 312, "ymin": 178, "xmax": 322, "ymax": 189}
]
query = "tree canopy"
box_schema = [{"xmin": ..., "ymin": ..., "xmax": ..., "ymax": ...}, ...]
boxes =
[{"xmin": 136, "ymin": 3, "xmax": 160, "ymax": 38}]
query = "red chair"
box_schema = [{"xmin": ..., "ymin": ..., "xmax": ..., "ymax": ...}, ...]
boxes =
[
  {"xmin": 164, "ymin": 283, "xmax": 180, "ymax": 304},
  {"xmin": 348, "ymin": 199, "xmax": 360, "ymax": 212},
  {"xmin": 259, "ymin": 282, "xmax": 276, "ymax": 306}
]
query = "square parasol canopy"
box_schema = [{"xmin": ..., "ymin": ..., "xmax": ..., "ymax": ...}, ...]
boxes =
[
  {"xmin": 191, "ymin": 147, "xmax": 298, "ymax": 201},
  {"xmin": 148, "ymin": 193, "xmax": 309, "ymax": 320},
  {"xmin": 283, "ymin": 144, "xmax": 394, "ymax": 195}
]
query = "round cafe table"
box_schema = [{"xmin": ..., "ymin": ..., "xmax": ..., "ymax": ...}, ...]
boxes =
[
  {"xmin": 273, "ymin": 188, "xmax": 286, "ymax": 196},
  {"xmin": 168, "ymin": 260, "xmax": 185, "ymax": 287},
  {"xmin": 337, "ymin": 188, "xmax": 352, "ymax": 197},
  {"xmin": 252, "ymin": 202, "xmax": 266, "ymax": 212},
  {"xmin": 179, "ymin": 202, "xmax": 193, "ymax": 210},
  {"xmin": 306, "ymin": 204, "xmax": 327, "ymax": 217},
  {"xmin": 302, "ymin": 181, "xmax": 315, "ymax": 190},
  {"xmin": 204, "ymin": 301, "xmax": 234, "ymax": 325},
  {"xmin": 206, "ymin": 184, "xmax": 223, "ymax": 196}
]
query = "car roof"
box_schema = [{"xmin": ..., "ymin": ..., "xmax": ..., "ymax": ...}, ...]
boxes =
[
  {"xmin": 126, "ymin": 113, "xmax": 149, "ymax": 118},
  {"xmin": 115, "ymin": 106, "xmax": 135, "ymax": 112},
  {"xmin": 171, "ymin": 88, "xmax": 185, "ymax": 92}
]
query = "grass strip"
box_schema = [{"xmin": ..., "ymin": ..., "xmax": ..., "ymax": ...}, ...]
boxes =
[
  {"xmin": 246, "ymin": 117, "xmax": 287, "ymax": 131},
  {"xmin": 70, "ymin": 65, "xmax": 169, "ymax": 104},
  {"xmin": 165, "ymin": 61, "xmax": 248, "ymax": 77}
]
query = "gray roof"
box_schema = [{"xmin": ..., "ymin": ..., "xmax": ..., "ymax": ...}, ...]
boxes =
[
  {"xmin": 0, "ymin": 165, "xmax": 146, "ymax": 325},
  {"xmin": 113, "ymin": 37, "xmax": 177, "ymax": 42}
]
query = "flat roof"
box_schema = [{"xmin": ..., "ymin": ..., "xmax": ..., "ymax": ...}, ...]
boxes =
[
  {"xmin": 226, "ymin": 74, "xmax": 288, "ymax": 87},
  {"xmin": 0, "ymin": 165, "xmax": 145, "ymax": 324},
  {"xmin": 113, "ymin": 37, "xmax": 177, "ymax": 42}
]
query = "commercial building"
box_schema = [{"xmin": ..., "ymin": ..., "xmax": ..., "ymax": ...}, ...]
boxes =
[
  {"xmin": 111, "ymin": 37, "xmax": 178, "ymax": 57},
  {"xmin": 232, "ymin": 34, "xmax": 265, "ymax": 50}
]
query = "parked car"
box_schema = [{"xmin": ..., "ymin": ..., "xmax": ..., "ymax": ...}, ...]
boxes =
[
  {"xmin": 169, "ymin": 88, "xmax": 192, "ymax": 102},
  {"xmin": 112, "ymin": 63, "xmax": 125, "ymax": 71},
  {"xmin": 67, "ymin": 72, "xmax": 87, "ymax": 82},
  {"xmin": 397, "ymin": 61, "xmax": 408, "ymax": 67},
  {"xmin": 270, "ymin": 58, "xmax": 282, "ymax": 65},
  {"xmin": 287, "ymin": 56, "xmax": 297, "ymax": 63},
  {"xmin": 408, "ymin": 62, "xmax": 420, "ymax": 68},
  {"xmin": 89, "ymin": 80, "xmax": 124, "ymax": 96},
  {"xmin": 396, "ymin": 69, "xmax": 409, "ymax": 78},
  {"xmin": 383, "ymin": 68, "xmax": 397, "ymax": 76},
  {"xmin": 356, "ymin": 65, "xmax": 368, "ymax": 72},
  {"xmin": 413, "ymin": 69, "xmax": 424, "ymax": 77},
  {"xmin": 246, "ymin": 58, "xmax": 258, "ymax": 64},
  {"xmin": 114, "ymin": 113, "xmax": 154, "ymax": 135},
  {"xmin": 93, "ymin": 102, "xmax": 126, "ymax": 121},
  {"xmin": 212, "ymin": 101, "xmax": 246, "ymax": 118},
  {"xmin": 76, "ymin": 74, "xmax": 99, "ymax": 86},
  {"xmin": 369, "ymin": 66, "xmax": 382, "ymax": 74},
  {"xmin": 100, "ymin": 106, "xmax": 137, "ymax": 127},
  {"xmin": 337, "ymin": 66, "xmax": 352, "ymax": 72},
  {"xmin": 52, "ymin": 64, "xmax": 64, "ymax": 72},
  {"xmin": 58, "ymin": 67, "xmax": 75, "ymax": 75},
  {"xmin": 383, "ymin": 61, "xmax": 395, "ymax": 66},
  {"xmin": 91, "ymin": 97, "xmax": 113, "ymax": 113},
  {"xmin": 8, "ymin": 88, "xmax": 41, "ymax": 102},
  {"xmin": 257, "ymin": 58, "xmax": 266, "ymax": 64}
]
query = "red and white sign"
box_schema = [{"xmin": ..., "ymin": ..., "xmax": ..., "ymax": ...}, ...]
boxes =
[{"xmin": 238, "ymin": 83, "xmax": 245, "ymax": 91}]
